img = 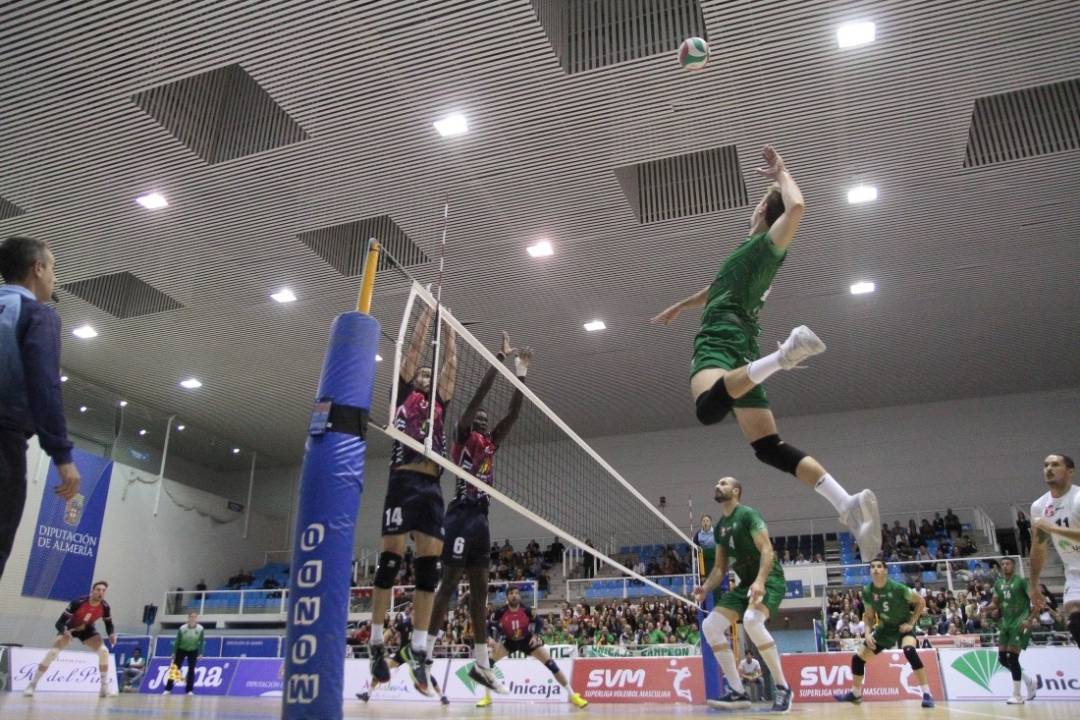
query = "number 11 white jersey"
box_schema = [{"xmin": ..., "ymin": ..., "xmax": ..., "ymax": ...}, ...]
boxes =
[{"xmin": 1031, "ymin": 484, "xmax": 1080, "ymax": 572}]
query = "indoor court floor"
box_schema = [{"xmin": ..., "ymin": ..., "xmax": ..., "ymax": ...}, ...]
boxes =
[{"xmin": 0, "ymin": 694, "xmax": 1075, "ymax": 719}]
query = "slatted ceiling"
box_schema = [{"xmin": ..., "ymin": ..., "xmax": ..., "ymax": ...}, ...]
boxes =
[
  {"xmin": 618, "ymin": 144, "xmax": 749, "ymax": 224},
  {"xmin": 0, "ymin": 196, "xmax": 27, "ymax": 220},
  {"xmin": 60, "ymin": 271, "xmax": 183, "ymax": 319},
  {"xmin": 963, "ymin": 79, "xmax": 1080, "ymax": 168},
  {"xmin": 298, "ymin": 216, "xmax": 429, "ymax": 277},
  {"xmin": 2, "ymin": 1, "xmax": 1079, "ymax": 466}
]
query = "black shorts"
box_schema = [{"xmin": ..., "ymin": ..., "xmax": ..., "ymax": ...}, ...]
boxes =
[
  {"xmin": 502, "ymin": 634, "xmax": 542, "ymax": 656},
  {"xmin": 381, "ymin": 469, "xmax": 444, "ymax": 539},
  {"xmin": 442, "ymin": 503, "xmax": 490, "ymax": 567},
  {"xmin": 70, "ymin": 627, "xmax": 100, "ymax": 643}
]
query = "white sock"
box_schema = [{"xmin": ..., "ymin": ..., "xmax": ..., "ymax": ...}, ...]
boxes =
[
  {"xmin": 474, "ymin": 644, "xmax": 489, "ymax": 669},
  {"xmin": 853, "ymin": 683, "xmax": 862, "ymax": 698},
  {"xmin": 1013, "ymin": 680, "xmax": 1021, "ymax": 696},
  {"xmin": 714, "ymin": 647, "xmax": 746, "ymax": 694},
  {"xmin": 814, "ymin": 473, "xmax": 852, "ymax": 514},
  {"xmin": 920, "ymin": 684, "xmax": 930, "ymax": 695},
  {"xmin": 563, "ymin": 680, "xmax": 576, "ymax": 696},
  {"xmin": 412, "ymin": 630, "xmax": 428, "ymax": 653},
  {"xmin": 426, "ymin": 634, "xmax": 437, "ymax": 657},
  {"xmin": 746, "ymin": 350, "xmax": 784, "ymax": 384},
  {"xmin": 370, "ymin": 623, "xmax": 384, "ymax": 645},
  {"xmin": 759, "ymin": 645, "xmax": 788, "ymax": 688}
]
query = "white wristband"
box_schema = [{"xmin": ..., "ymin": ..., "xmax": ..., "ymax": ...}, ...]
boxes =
[{"xmin": 514, "ymin": 357, "xmax": 527, "ymax": 377}]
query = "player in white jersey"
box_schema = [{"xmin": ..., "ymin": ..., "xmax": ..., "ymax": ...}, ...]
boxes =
[{"xmin": 1028, "ymin": 454, "xmax": 1080, "ymax": 648}]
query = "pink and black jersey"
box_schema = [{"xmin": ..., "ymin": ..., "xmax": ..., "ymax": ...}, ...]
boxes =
[
  {"xmin": 56, "ymin": 596, "xmax": 114, "ymax": 635},
  {"xmin": 496, "ymin": 604, "xmax": 534, "ymax": 641},
  {"xmin": 390, "ymin": 378, "xmax": 447, "ymax": 472},
  {"xmin": 450, "ymin": 430, "xmax": 497, "ymax": 509}
]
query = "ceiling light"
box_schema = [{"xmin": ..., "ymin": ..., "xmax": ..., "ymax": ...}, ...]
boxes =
[
  {"xmin": 60, "ymin": 375, "xmax": 68, "ymax": 382},
  {"xmin": 72, "ymin": 324, "xmax": 98, "ymax": 339},
  {"xmin": 138, "ymin": 429, "xmax": 147, "ymax": 436},
  {"xmin": 527, "ymin": 240, "xmax": 554, "ymax": 258},
  {"xmin": 584, "ymin": 320, "xmax": 607, "ymax": 332},
  {"xmin": 270, "ymin": 288, "xmax": 296, "ymax": 303},
  {"xmin": 850, "ymin": 281, "xmax": 876, "ymax": 295},
  {"xmin": 119, "ymin": 400, "xmax": 128, "ymax": 407},
  {"xmin": 79, "ymin": 406, "xmax": 88, "ymax": 413},
  {"xmin": 177, "ymin": 424, "xmax": 186, "ymax": 431},
  {"xmin": 135, "ymin": 192, "xmax": 169, "ymax": 210},
  {"xmin": 847, "ymin": 184, "xmax": 878, "ymax": 204},
  {"xmin": 375, "ymin": 354, "xmax": 383, "ymax": 362},
  {"xmin": 433, "ymin": 112, "xmax": 468, "ymax": 137},
  {"xmin": 232, "ymin": 448, "xmax": 241, "ymax": 454},
  {"xmin": 836, "ymin": 21, "xmax": 875, "ymax": 49},
  {"xmin": 179, "ymin": 378, "xmax": 202, "ymax": 389}
]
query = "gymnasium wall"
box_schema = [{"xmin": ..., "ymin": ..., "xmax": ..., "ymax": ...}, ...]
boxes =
[{"xmin": 0, "ymin": 438, "xmax": 286, "ymax": 647}]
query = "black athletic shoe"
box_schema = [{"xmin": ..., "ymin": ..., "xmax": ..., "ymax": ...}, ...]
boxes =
[
  {"xmin": 771, "ymin": 685, "xmax": 792, "ymax": 713},
  {"xmin": 834, "ymin": 690, "xmax": 861, "ymax": 704},
  {"xmin": 368, "ymin": 644, "xmax": 391, "ymax": 685},
  {"xmin": 400, "ymin": 645, "xmax": 434, "ymax": 696},
  {"xmin": 706, "ymin": 691, "xmax": 752, "ymax": 709},
  {"xmin": 355, "ymin": 692, "xmax": 370, "ymax": 702}
]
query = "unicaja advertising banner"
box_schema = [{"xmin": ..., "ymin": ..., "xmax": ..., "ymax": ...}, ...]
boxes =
[
  {"xmin": 781, "ymin": 650, "xmax": 943, "ymax": 702},
  {"xmin": 940, "ymin": 647, "xmax": 1080, "ymax": 700},
  {"xmin": 21, "ymin": 447, "xmax": 112, "ymax": 600},
  {"xmin": 9, "ymin": 648, "xmax": 119, "ymax": 694},
  {"xmin": 140, "ymin": 657, "xmax": 238, "ymax": 695},
  {"xmin": 571, "ymin": 657, "xmax": 705, "ymax": 703}
]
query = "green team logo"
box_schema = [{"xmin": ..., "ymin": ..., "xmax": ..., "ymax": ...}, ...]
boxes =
[
  {"xmin": 951, "ymin": 650, "xmax": 1006, "ymax": 692},
  {"xmin": 456, "ymin": 662, "xmax": 505, "ymax": 693}
]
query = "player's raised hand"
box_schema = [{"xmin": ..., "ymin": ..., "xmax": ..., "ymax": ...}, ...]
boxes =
[
  {"xmin": 691, "ymin": 586, "xmax": 707, "ymax": 604},
  {"xmin": 1028, "ymin": 585, "xmax": 1046, "ymax": 613},
  {"xmin": 500, "ymin": 331, "xmax": 516, "ymax": 358},
  {"xmin": 755, "ymin": 145, "xmax": 786, "ymax": 180},
  {"xmin": 651, "ymin": 303, "xmax": 682, "ymax": 326},
  {"xmin": 515, "ymin": 347, "xmax": 533, "ymax": 374}
]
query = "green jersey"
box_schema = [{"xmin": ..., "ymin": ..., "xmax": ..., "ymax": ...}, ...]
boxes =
[
  {"xmin": 175, "ymin": 623, "xmax": 205, "ymax": 653},
  {"xmin": 699, "ymin": 231, "xmax": 786, "ymax": 330},
  {"xmin": 862, "ymin": 579, "xmax": 914, "ymax": 628},
  {"xmin": 714, "ymin": 504, "xmax": 783, "ymax": 585},
  {"xmin": 993, "ymin": 575, "xmax": 1030, "ymax": 624}
]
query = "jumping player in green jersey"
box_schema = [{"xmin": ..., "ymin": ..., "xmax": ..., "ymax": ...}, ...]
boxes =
[
  {"xmin": 835, "ymin": 558, "xmax": 934, "ymax": 708},
  {"xmin": 693, "ymin": 476, "xmax": 792, "ymax": 713},
  {"xmin": 652, "ymin": 145, "xmax": 881, "ymax": 562},
  {"xmin": 990, "ymin": 557, "xmax": 1037, "ymax": 704}
]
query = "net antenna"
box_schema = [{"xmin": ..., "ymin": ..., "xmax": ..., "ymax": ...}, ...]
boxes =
[
  {"xmin": 425, "ymin": 195, "xmax": 451, "ymax": 454},
  {"xmin": 374, "ymin": 281, "xmax": 700, "ymax": 609}
]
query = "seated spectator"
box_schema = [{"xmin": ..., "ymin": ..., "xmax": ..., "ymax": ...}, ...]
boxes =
[
  {"xmin": 739, "ymin": 651, "xmax": 764, "ymax": 702},
  {"xmin": 121, "ymin": 648, "xmax": 146, "ymax": 692},
  {"xmin": 933, "ymin": 512, "xmax": 947, "ymax": 539}
]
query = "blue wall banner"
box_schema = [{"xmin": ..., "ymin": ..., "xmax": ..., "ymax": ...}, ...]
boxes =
[{"xmin": 21, "ymin": 448, "xmax": 113, "ymax": 600}]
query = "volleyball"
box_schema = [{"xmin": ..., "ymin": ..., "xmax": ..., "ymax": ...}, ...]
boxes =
[{"xmin": 678, "ymin": 36, "xmax": 710, "ymax": 71}]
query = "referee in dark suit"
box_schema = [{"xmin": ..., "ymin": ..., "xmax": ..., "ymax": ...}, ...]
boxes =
[{"xmin": 0, "ymin": 235, "xmax": 80, "ymax": 580}]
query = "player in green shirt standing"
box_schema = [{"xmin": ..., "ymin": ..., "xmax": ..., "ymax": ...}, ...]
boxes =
[
  {"xmin": 652, "ymin": 145, "xmax": 881, "ymax": 563},
  {"xmin": 692, "ymin": 476, "xmax": 792, "ymax": 713},
  {"xmin": 835, "ymin": 558, "xmax": 934, "ymax": 708},
  {"xmin": 164, "ymin": 611, "xmax": 205, "ymax": 695},
  {"xmin": 990, "ymin": 556, "xmax": 1037, "ymax": 704}
]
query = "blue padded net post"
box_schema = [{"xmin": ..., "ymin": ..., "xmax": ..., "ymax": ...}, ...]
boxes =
[{"xmin": 282, "ymin": 312, "xmax": 378, "ymax": 719}]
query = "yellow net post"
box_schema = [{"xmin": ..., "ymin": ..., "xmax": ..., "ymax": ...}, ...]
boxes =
[{"xmin": 356, "ymin": 239, "xmax": 380, "ymax": 314}]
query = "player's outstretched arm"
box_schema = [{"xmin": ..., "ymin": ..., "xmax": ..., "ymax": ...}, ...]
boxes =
[
  {"xmin": 438, "ymin": 320, "xmax": 458, "ymax": 403},
  {"xmin": 651, "ymin": 285, "xmax": 710, "ymax": 325},
  {"xmin": 457, "ymin": 332, "xmax": 511, "ymax": 443},
  {"xmin": 492, "ymin": 346, "xmax": 530, "ymax": 445},
  {"xmin": 401, "ymin": 304, "xmax": 433, "ymax": 383},
  {"xmin": 755, "ymin": 145, "xmax": 805, "ymax": 252}
]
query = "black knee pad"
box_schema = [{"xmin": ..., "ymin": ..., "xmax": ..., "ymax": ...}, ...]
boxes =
[
  {"xmin": 374, "ymin": 552, "xmax": 402, "ymax": 589},
  {"xmin": 544, "ymin": 659, "xmax": 560, "ymax": 676},
  {"xmin": 696, "ymin": 380, "xmax": 734, "ymax": 425},
  {"xmin": 851, "ymin": 655, "xmax": 865, "ymax": 676},
  {"xmin": 414, "ymin": 556, "xmax": 440, "ymax": 592},
  {"xmin": 903, "ymin": 645, "xmax": 923, "ymax": 670},
  {"xmin": 751, "ymin": 434, "xmax": 807, "ymax": 476},
  {"xmin": 1069, "ymin": 612, "xmax": 1080, "ymax": 647}
]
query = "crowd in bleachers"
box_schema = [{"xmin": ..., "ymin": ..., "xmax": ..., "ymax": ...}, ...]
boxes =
[{"xmin": 350, "ymin": 596, "xmax": 701, "ymax": 655}]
